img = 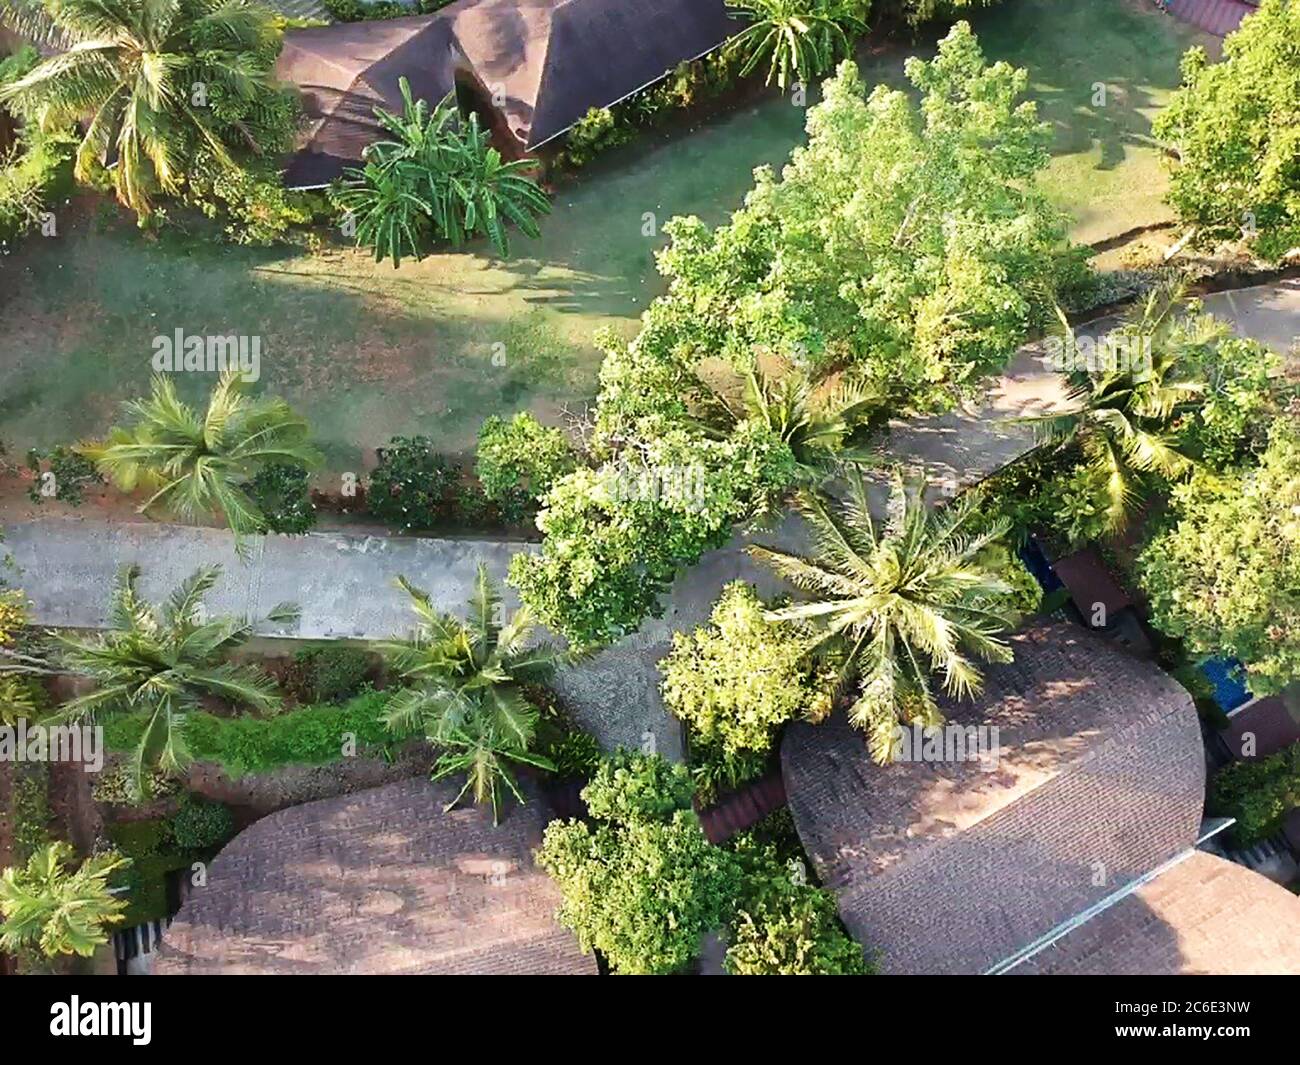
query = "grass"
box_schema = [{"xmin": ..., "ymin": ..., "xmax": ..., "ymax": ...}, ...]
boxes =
[{"xmin": 0, "ymin": 0, "xmax": 1201, "ymax": 466}]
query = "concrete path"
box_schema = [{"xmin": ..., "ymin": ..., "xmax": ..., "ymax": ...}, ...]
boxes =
[{"xmin": 7, "ymin": 280, "xmax": 1297, "ymax": 759}]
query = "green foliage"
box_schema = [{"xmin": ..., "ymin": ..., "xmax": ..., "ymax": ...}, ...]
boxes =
[
  {"xmin": 379, "ymin": 566, "xmax": 562, "ymax": 822},
  {"xmin": 10, "ymin": 764, "xmax": 51, "ymax": 862},
  {"xmin": 976, "ymin": 544, "xmax": 1042, "ymax": 620},
  {"xmin": 0, "ymin": 674, "xmax": 44, "ymax": 726},
  {"xmin": 246, "ymin": 462, "xmax": 317, "ymax": 535},
  {"xmin": 1153, "ymin": 0, "xmax": 1300, "ymax": 261},
  {"xmin": 91, "ymin": 762, "xmax": 180, "ymax": 807},
  {"xmin": 367, "ymin": 436, "xmax": 455, "ymax": 531},
  {"xmin": 168, "ymin": 796, "xmax": 236, "ymax": 851},
  {"xmin": 323, "ymin": 0, "xmax": 454, "ymax": 20},
  {"xmin": 102, "ymin": 688, "xmax": 393, "ymax": 778},
  {"xmin": 85, "ymin": 372, "xmax": 322, "ymax": 536},
  {"xmin": 725, "ymin": 0, "xmax": 869, "ymax": 90},
  {"xmin": 0, "ymin": 0, "xmax": 297, "ymax": 221},
  {"xmin": 541, "ymin": 728, "xmax": 602, "ymax": 781},
  {"xmin": 662, "ymin": 582, "xmax": 834, "ymax": 757},
  {"xmin": 282, "ymin": 646, "xmax": 373, "ymax": 705},
  {"xmin": 687, "ymin": 738, "xmax": 770, "ymax": 806},
  {"xmin": 725, "ymin": 835, "xmax": 869, "ymax": 975},
  {"xmin": 24, "ymin": 445, "xmax": 101, "ymax": 506},
  {"xmin": 749, "ymin": 471, "xmax": 1018, "ymax": 763},
  {"xmin": 1175, "ymin": 334, "xmax": 1284, "ymax": 471},
  {"xmin": 559, "ymin": 107, "xmax": 635, "ymax": 168},
  {"xmin": 55, "ymin": 564, "xmax": 297, "ymax": 791},
  {"xmin": 0, "ymin": 45, "xmax": 39, "ymax": 85},
  {"xmin": 1137, "ymin": 417, "xmax": 1300, "ymax": 695},
  {"xmin": 0, "ymin": 841, "xmax": 129, "ymax": 959},
  {"xmin": 335, "ymin": 78, "xmax": 549, "ymax": 264},
  {"xmin": 0, "ymin": 125, "xmax": 74, "ymax": 243},
  {"xmin": 1208, "ymin": 742, "xmax": 1300, "ymax": 847},
  {"xmin": 581, "ymin": 749, "xmax": 696, "ymax": 824},
  {"xmin": 537, "ymin": 752, "xmax": 733, "ymax": 974},
  {"xmin": 187, "ymin": 166, "xmax": 315, "ymax": 247},
  {"xmin": 475, "ymin": 413, "xmax": 577, "ymax": 524}
]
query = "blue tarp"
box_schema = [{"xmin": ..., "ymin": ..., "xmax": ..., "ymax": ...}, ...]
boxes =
[{"xmin": 1198, "ymin": 656, "xmax": 1252, "ymax": 713}]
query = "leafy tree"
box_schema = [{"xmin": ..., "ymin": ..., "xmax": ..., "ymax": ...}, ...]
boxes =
[
  {"xmin": 580, "ymin": 748, "xmax": 696, "ymax": 823},
  {"xmin": 83, "ymin": 373, "xmax": 321, "ymax": 537},
  {"xmin": 379, "ymin": 565, "xmax": 562, "ymax": 822},
  {"xmin": 475, "ymin": 413, "xmax": 577, "ymax": 523},
  {"xmin": 1137, "ymin": 417, "xmax": 1300, "ymax": 695},
  {"xmin": 0, "ymin": 841, "xmax": 129, "ymax": 958},
  {"xmin": 245, "ymin": 461, "xmax": 316, "ymax": 535},
  {"xmin": 748, "ymin": 470, "xmax": 1016, "ymax": 763},
  {"xmin": 1208, "ymin": 741, "xmax": 1300, "ymax": 847},
  {"xmin": 725, "ymin": 0, "xmax": 869, "ymax": 90},
  {"xmin": 661, "ymin": 581, "xmax": 835, "ymax": 756},
  {"xmin": 1153, "ymin": 0, "xmax": 1300, "ymax": 262},
  {"xmin": 537, "ymin": 751, "xmax": 734, "ymax": 974},
  {"xmin": 336, "ymin": 77, "xmax": 550, "ymax": 265},
  {"xmin": 0, "ymin": 0, "xmax": 296, "ymax": 219},
  {"xmin": 53, "ymin": 564, "xmax": 296, "ymax": 793},
  {"xmin": 1027, "ymin": 285, "xmax": 1208, "ymax": 534},
  {"xmin": 366, "ymin": 435, "xmax": 454, "ymax": 531}
]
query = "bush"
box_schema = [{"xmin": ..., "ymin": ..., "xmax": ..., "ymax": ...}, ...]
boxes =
[
  {"xmin": 0, "ymin": 126, "xmax": 74, "ymax": 244},
  {"xmin": 11, "ymin": 764, "xmax": 51, "ymax": 862},
  {"xmin": 367, "ymin": 436, "xmax": 454, "ymax": 531},
  {"xmin": 475, "ymin": 413, "xmax": 577, "ymax": 523},
  {"xmin": 24, "ymin": 445, "xmax": 101, "ymax": 506},
  {"xmin": 688, "ymin": 738, "xmax": 770, "ymax": 806},
  {"xmin": 580, "ymin": 748, "xmax": 696, "ymax": 824},
  {"xmin": 168, "ymin": 796, "xmax": 236, "ymax": 851},
  {"xmin": 246, "ymin": 462, "xmax": 317, "ymax": 534},
  {"xmin": 558, "ymin": 107, "xmax": 635, "ymax": 168},
  {"xmin": 282, "ymin": 645, "xmax": 373, "ymax": 704},
  {"xmin": 91, "ymin": 762, "xmax": 181, "ymax": 807},
  {"xmin": 1209, "ymin": 743, "xmax": 1300, "ymax": 847}
]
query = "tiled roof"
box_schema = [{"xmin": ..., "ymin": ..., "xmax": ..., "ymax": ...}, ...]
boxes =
[
  {"xmin": 154, "ymin": 776, "xmax": 596, "ymax": 975},
  {"xmin": 781, "ymin": 621, "xmax": 1205, "ymax": 975}
]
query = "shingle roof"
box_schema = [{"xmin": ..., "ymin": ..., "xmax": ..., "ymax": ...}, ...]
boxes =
[
  {"xmin": 275, "ymin": 0, "xmax": 738, "ymax": 187},
  {"xmin": 1015, "ymin": 850, "xmax": 1300, "ymax": 975},
  {"xmin": 781, "ymin": 620, "xmax": 1205, "ymax": 975},
  {"xmin": 153, "ymin": 776, "xmax": 596, "ymax": 975}
]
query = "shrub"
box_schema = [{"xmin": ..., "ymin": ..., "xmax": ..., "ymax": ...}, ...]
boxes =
[
  {"xmin": 688, "ymin": 737, "xmax": 770, "ymax": 806},
  {"xmin": 475, "ymin": 413, "xmax": 577, "ymax": 523},
  {"xmin": 0, "ymin": 126, "xmax": 74, "ymax": 244},
  {"xmin": 0, "ymin": 675, "xmax": 44, "ymax": 726},
  {"xmin": 558, "ymin": 107, "xmax": 634, "ymax": 168},
  {"xmin": 367, "ymin": 436, "xmax": 454, "ymax": 531},
  {"xmin": 580, "ymin": 748, "xmax": 696, "ymax": 824},
  {"xmin": 11, "ymin": 765, "xmax": 51, "ymax": 862},
  {"xmin": 1209, "ymin": 743, "xmax": 1300, "ymax": 847},
  {"xmin": 168, "ymin": 797, "xmax": 236, "ymax": 851},
  {"xmin": 661, "ymin": 582, "xmax": 834, "ymax": 758},
  {"xmin": 282, "ymin": 646, "xmax": 373, "ymax": 705},
  {"xmin": 246, "ymin": 461, "xmax": 317, "ymax": 534},
  {"xmin": 91, "ymin": 762, "xmax": 180, "ymax": 807},
  {"xmin": 24, "ymin": 446, "xmax": 101, "ymax": 506}
]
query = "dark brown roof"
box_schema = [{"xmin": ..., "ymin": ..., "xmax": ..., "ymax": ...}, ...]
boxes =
[
  {"xmin": 276, "ymin": 0, "xmax": 737, "ymax": 187},
  {"xmin": 1016, "ymin": 850, "xmax": 1300, "ymax": 975},
  {"xmin": 1050, "ymin": 545, "xmax": 1133, "ymax": 625},
  {"xmin": 1223, "ymin": 694, "xmax": 1300, "ymax": 761},
  {"xmin": 781, "ymin": 620, "xmax": 1205, "ymax": 975},
  {"xmin": 153, "ymin": 776, "xmax": 597, "ymax": 975}
]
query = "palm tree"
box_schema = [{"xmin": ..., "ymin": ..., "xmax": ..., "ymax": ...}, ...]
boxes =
[
  {"xmin": 0, "ymin": 842, "xmax": 129, "ymax": 959},
  {"xmin": 380, "ymin": 564, "xmax": 563, "ymax": 822},
  {"xmin": 0, "ymin": 0, "xmax": 288, "ymax": 216},
  {"xmin": 725, "ymin": 0, "xmax": 869, "ymax": 90},
  {"xmin": 693, "ymin": 356, "xmax": 884, "ymax": 491},
  {"xmin": 337, "ymin": 77, "xmax": 550, "ymax": 265},
  {"xmin": 52, "ymin": 564, "xmax": 297, "ymax": 794},
  {"xmin": 747, "ymin": 470, "xmax": 1016, "ymax": 763},
  {"xmin": 81, "ymin": 372, "xmax": 321, "ymax": 536},
  {"xmin": 1028, "ymin": 283, "xmax": 1207, "ymax": 533}
]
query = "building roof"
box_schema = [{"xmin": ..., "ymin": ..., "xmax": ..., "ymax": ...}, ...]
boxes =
[
  {"xmin": 276, "ymin": 0, "xmax": 738, "ymax": 187},
  {"xmin": 1223, "ymin": 694, "xmax": 1300, "ymax": 761},
  {"xmin": 1015, "ymin": 850, "xmax": 1300, "ymax": 975},
  {"xmin": 781, "ymin": 620, "xmax": 1206, "ymax": 975},
  {"xmin": 153, "ymin": 776, "xmax": 597, "ymax": 975}
]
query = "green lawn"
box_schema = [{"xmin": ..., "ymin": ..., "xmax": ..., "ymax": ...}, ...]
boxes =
[{"xmin": 0, "ymin": 0, "xmax": 1201, "ymax": 467}]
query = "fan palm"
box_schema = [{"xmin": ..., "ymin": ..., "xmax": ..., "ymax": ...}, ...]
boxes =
[
  {"xmin": 52, "ymin": 564, "xmax": 297, "ymax": 794},
  {"xmin": 0, "ymin": 0, "xmax": 286, "ymax": 216},
  {"xmin": 380, "ymin": 564, "xmax": 564, "ymax": 822},
  {"xmin": 747, "ymin": 470, "xmax": 1016, "ymax": 763},
  {"xmin": 1027, "ymin": 283, "xmax": 1207, "ymax": 533},
  {"xmin": 0, "ymin": 842, "xmax": 129, "ymax": 959},
  {"xmin": 725, "ymin": 0, "xmax": 869, "ymax": 90},
  {"xmin": 81, "ymin": 372, "xmax": 321, "ymax": 536},
  {"xmin": 693, "ymin": 357, "xmax": 885, "ymax": 488},
  {"xmin": 337, "ymin": 77, "xmax": 550, "ymax": 265}
]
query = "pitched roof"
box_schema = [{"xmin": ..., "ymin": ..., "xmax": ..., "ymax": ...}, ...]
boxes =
[
  {"xmin": 153, "ymin": 776, "xmax": 597, "ymax": 975},
  {"xmin": 1015, "ymin": 850, "xmax": 1300, "ymax": 975},
  {"xmin": 275, "ymin": 0, "xmax": 738, "ymax": 187},
  {"xmin": 781, "ymin": 620, "xmax": 1206, "ymax": 975}
]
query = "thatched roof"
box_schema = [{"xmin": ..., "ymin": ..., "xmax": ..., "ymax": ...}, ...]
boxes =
[
  {"xmin": 1015, "ymin": 850, "xmax": 1300, "ymax": 975},
  {"xmin": 276, "ymin": 0, "xmax": 738, "ymax": 187},
  {"xmin": 153, "ymin": 776, "xmax": 596, "ymax": 975},
  {"xmin": 781, "ymin": 621, "xmax": 1206, "ymax": 975}
]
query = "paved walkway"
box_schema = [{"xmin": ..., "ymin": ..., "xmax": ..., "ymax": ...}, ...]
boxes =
[{"xmin": 7, "ymin": 281, "xmax": 1297, "ymax": 759}]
